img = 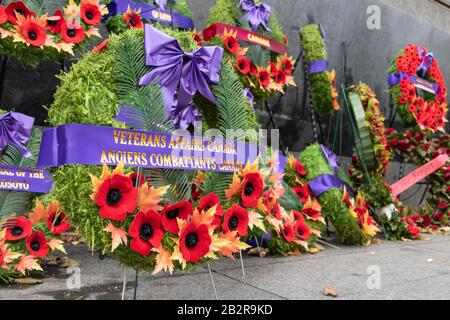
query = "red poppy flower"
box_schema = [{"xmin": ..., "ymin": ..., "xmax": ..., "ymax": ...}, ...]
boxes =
[
  {"xmin": 279, "ymin": 55, "xmax": 293, "ymax": 75},
  {"xmin": 26, "ymin": 231, "xmax": 49, "ymax": 258},
  {"xmin": 223, "ymin": 204, "xmax": 249, "ymax": 237},
  {"xmin": 46, "ymin": 9, "xmax": 64, "ymax": 33},
  {"xmin": 61, "ymin": 23, "xmax": 85, "ymax": 44},
  {"xmin": 257, "ymin": 69, "xmax": 270, "ymax": 88},
  {"xmin": 236, "ymin": 56, "xmax": 251, "ymax": 75},
  {"xmin": 293, "ymin": 161, "xmax": 306, "ymax": 176},
  {"xmin": 94, "ymin": 174, "xmax": 137, "ymax": 221},
  {"xmin": 179, "ymin": 222, "xmax": 211, "ymax": 263},
  {"xmin": 129, "ymin": 210, "xmax": 164, "ymax": 256},
  {"xmin": 199, "ymin": 193, "xmax": 224, "ymax": 226},
  {"xmin": 281, "ymin": 224, "xmax": 295, "ymax": 242},
  {"xmin": 46, "ymin": 212, "xmax": 71, "ymax": 235},
  {"xmin": 294, "ymin": 221, "xmax": 311, "ymax": 240},
  {"xmin": 241, "ymin": 172, "xmax": 264, "ymax": 208},
  {"xmin": 3, "ymin": 216, "xmax": 32, "ymax": 241},
  {"xmin": 274, "ymin": 70, "xmax": 286, "ymax": 85},
  {"xmin": 193, "ymin": 32, "xmax": 203, "ymax": 46},
  {"xmin": 249, "ymin": 63, "xmax": 258, "ymax": 76},
  {"xmin": 0, "ymin": 6, "xmax": 7, "ymax": 25},
  {"xmin": 162, "ymin": 200, "xmax": 192, "ymax": 234},
  {"xmin": 268, "ymin": 62, "xmax": 278, "ymax": 77},
  {"xmin": 124, "ymin": 9, "xmax": 143, "ymax": 29},
  {"xmin": 293, "ymin": 185, "xmax": 310, "ymax": 203},
  {"xmin": 5, "ymin": 1, "xmax": 34, "ymax": 25},
  {"xmin": 80, "ymin": 0, "xmax": 102, "ymax": 26},
  {"xmin": 129, "ymin": 172, "xmax": 145, "ymax": 187},
  {"xmin": 93, "ymin": 38, "xmax": 109, "ymax": 52},
  {"xmin": 222, "ymin": 35, "xmax": 239, "ymax": 54},
  {"xmin": 302, "ymin": 205, "xmax": 321, "ymax": 221},
  {"xmin": 20, "ymin": 16, "xmax": 47, "ymax": 47}
]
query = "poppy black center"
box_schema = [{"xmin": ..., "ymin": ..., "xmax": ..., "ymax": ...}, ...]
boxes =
[
  {"xmin": 67, "ymin": 29, "xmax": 76, "ymax": 37},
  {"xmin": 185, "ymin": 232, "xmax": 199, "ymax": 248},
  {"xmin": 297, "ymin": 228, "xmax": 304, "ymax": 236},
  {"xmin": 239, "ymin": 62, "xmax": 246, "ymax": 69},
  {"xmin": 139, "ymin": 224, "xmax": 153, "ymax": 241},
  {"xmin": 31, "ymin": 241, "xmax": 40, "ymax": 251},
  {"xmin": 244, "ymin": 182, "xmax": 254, "ymax": 196},
  {"xmin": 11, "ymin": 226, "xmax": 23, "ymax": 237},
  {"xmin": 260, "ymin": 74, "xmax": 267, "ymax": 81},
  {"xmin": 16, "ymin": 9, "xmax": 24, "ymax": 15},
  {"xmin": 166, "ymin": 208, "xmax": 179, "ymax": 220},
  {"xmin": 228, "ymin": 216, "xmax": 239, "ymax": 230},
  {"xmin": 130, "ymin": 18, "xmax": 137, "ymax": 26},
  {"xmin": 107, "ymin": 189, "xmax": 122, "ymax": 206},
  {"xmin": 227, "ymin": 40, "xmax": 234, "ymax": 48},
  {"xmin": 86, "ymin": 11, "xmax": 94, "ymax": 20},
  {"xmin": 54, "ymin": 215, "xmax": 62, "ymax": 226},
  {"xmin": 47, "ymin": 20, "xmax": 57, "ymax": 26},
  {"xmin": 28, "ymin": 31, "xmax": 37, "ymax": 40},
  {"xmin": 283, "ymin": 229, "xmax": 289, "ymax": 236}
]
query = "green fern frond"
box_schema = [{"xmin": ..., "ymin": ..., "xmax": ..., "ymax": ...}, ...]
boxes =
[{"xmin": 202, "ymin": 172, "xmax": 233, "ymax": 200}]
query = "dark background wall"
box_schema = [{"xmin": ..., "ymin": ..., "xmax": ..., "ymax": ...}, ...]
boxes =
[{"xmin": 1, "ymin": 0, "xmax": 449, "ymax": 154}]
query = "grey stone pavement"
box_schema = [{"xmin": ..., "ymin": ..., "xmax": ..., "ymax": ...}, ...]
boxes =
[{"xmin": 1, "ymin": 234, "xmax": 449, "ymax": 300}]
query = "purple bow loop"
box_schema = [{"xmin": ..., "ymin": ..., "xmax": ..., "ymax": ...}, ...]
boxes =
[
  {"xmin": 154, "ymin": 0, "xmax": 175, "ymax": 10},
  {"xmin": 0, "ymin": 112, "xmax": 34, "ymax": 158},
  {"xmin": 320, "ymin": 144, "xmax": 340, "ymax": 174},
  {"xmin": 240, "ymin": 0, "xmax": 271, "ymax": 32},
  {"xmin": 417, "ymin": 47, "xmax": 434, "ymax": 76},
  {"xmin": 138, "ymin": 25, "xmax": 223, "ymax": 114}
]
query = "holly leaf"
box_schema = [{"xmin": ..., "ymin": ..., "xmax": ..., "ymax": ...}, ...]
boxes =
[
  {"xmin": 14, "ymin": 255, "xmax": 43, "ymax": 275},
  {"xmin": 152, "ymin": 247, "xmax": 174, "ymax": 275},
  {"xmin": 48, "ymin": 238, "xmax": 67, "ymax": 254},
  {"xmin": 137, "ymin": 184, "xmax": 169, "ymax": 212},
  {"xmin": 104, "ymin": 223, "xmax": 128, "ymax": 252}
]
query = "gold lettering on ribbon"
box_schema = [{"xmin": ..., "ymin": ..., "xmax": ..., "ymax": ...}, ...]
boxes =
[
  {"xmin": 152, "ymin": 10, "xmax": 172, "ymax": 22},
  {"xmin": 247, "ymin": 33, "xmax": 270, "ymax": 48}
]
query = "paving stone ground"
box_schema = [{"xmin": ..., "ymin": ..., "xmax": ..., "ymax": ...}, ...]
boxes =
[{"xmin": 1, "ymin": 234, "xmax": 449, "ymax": 300}]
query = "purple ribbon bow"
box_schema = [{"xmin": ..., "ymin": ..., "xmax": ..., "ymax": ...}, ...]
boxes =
[
  {"xmin": 171, "ymin": 102, "xmax": 201, "ymax": 130},
  {"xmin": 417, "ymin": 46, "xmax": 434, "ymax": 76},
  {"xmin": 320, "ymin": 144, "xmax": 340, "ymax": 174},
  {"xmin": 240, "ymin": 0, "xmax": 271, "ymax": 32},
  {"xmin": 139, "ymin": 25, "xmax": 223, "ymax": 115},
  {"xmin": 0, "ymin": 112, "xmax": 34, "ymax": 158},
  {"xmin": 154, "ymin": 0, "xmax": 175, "ymax": 10}
]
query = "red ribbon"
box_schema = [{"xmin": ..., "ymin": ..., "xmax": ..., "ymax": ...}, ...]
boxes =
[{"xmin": 202, "ymin": 23, "xmax": 287, "ymax": 54}]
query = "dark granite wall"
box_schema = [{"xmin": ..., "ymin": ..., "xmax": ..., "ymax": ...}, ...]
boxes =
[{"xmin": 1, "ymin": 0, "xmax": 449, "ymax": 153}]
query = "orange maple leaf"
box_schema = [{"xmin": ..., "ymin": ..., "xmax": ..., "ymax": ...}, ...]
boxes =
[
  {"xmin": 104, "ymin": 222, "xmax": 128, "ymax": 252},
  {"xmin": 225, "ymin": 173, "xmax": 241, "ymax": 200},
  {"xmin": 14, "ymin": 255, "xmax": 42, "ymax": 275},
  {"xmin": 152, "ymin": 247, "xmax": 174, "ymax": 275},
  {"xmin": 216, "ymin": 232, "xmax": 251, "ymax": 259},
  {"xmin": 248, "ymin": 210, "xmax": 266, "ymax": 232},
  {"xmin": 137, "ymin": 184, "xmax": 169, "ymax": 212},
  {"xmin": 29, "ymin": 199, "xmax": 47, "ymax": 224},
  {"xmin": 48, "ymin": 238, "xmax": 67, "ymax": 254}
]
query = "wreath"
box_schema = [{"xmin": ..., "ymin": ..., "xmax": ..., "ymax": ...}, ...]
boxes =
[
  {"xmin": 347, "ymin": 83, "xmax": 392, "ymax": 180},
  {"xmin": 388, "ymin": 43, "xmax": 448, "ymax": 133},
  {"xmin": 103, "ymin": 0, "xmax": 193, "ymax": 34},
  {"xmin": 300, "ymin": 24, "xmax": 339, "ymax": 114},
  {"xmin": 299, "ymin": 144, "xmax": 380, "ymax": 245},
  {"xmin": 0, "ymin": 0, "xmax": 104, "ymax": 66},
  {"xmin": 0, "ymin": 110, "xmax": 68, "ymax": 283},
  {"xmin": 203, "ymin": 0, "xmax": 295, "ymax": 99}
]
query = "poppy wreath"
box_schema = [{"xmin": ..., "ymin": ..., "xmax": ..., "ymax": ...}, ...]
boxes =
[
  {"xmin": 0, "ymin": 199, "xmax": 69, "ymax": 283},
  {"xmin": 103, "ymin": 0, "xmax": 193, "ymax": 34},
  {"xmin": 44, "ymin": 26, "xmax": 258, "ymax": 269},
  {"xmin": 300, "ymin": 24, "xmax": 340, "ymax": 114},
  {"xmin": 0, "ymin": 0, "xmax": 104, "ymax": 67},
  {"xmin": 388, "ymin": 44, "xmax": 448, "ymax": 133},
  {"xmin": 347, "ymin": 83, "xmax": 392, "ymax": 182},
  {"xmin": 299, "ymin": 144, "xmax": 380, "ymax": 245},
  {"xmin": 203, "ymin": 0, "xmax": 295, "ymax": 99},
  {"xmin": 386, "ymin": 128, "xmax": 450, "ymax": 231}
]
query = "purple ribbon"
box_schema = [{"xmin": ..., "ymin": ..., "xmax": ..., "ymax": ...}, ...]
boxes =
[
  {"xmin": 387, "ymin": 72, "xmax": 439, "ymax": 95},
  {"xmin": 318, "ymin": 23, "xmax": 326, "ymax": 39},
  {"xmin": 154, "ymin": 0, "xmax": 175, "ymax": 10},
  {"xmin": 105, "ymin": 0, "xmax": 194, "ymax": 30},
  {"xmin": 0, "ymin": 112, "xmax": 34, "ymax": 158},
  {"xmin": 171, "ymin": 102, "xmax": 201, "ymax": 130},
  {"xmin": 240, "ymin": 0, "xmax": 271, "ymax": 32},
  {"xmin": 246, "ymin": 232, "xmax": 272, "ymax": 249},
  {"xmin": 36, "ymin": 124, "xmax": 258, "ymax": 173},
  {"xmin": 0, "ymin": 165, "xmax": 53, "ymax": 193},
  {"xmin": 243, "ymin": 88, "xmax": 255, "ymax": 110},
  {"xmin": 309, "ymin": 174, "xmax": 354, "ymax": 198},
  {"xmin": 309, "ymin": 60, "xmax": 328, "ymax": 74},
  {"xmin": 417, "ymin": 46, "xmax": 434, "ymax": 76},
  {"xmin": 320, "ymin": 144, "xmax": 340, "ymax": 174},
  {"xmin": 139, "ymin": 25, "xmax": 223, "ymax": 115}
]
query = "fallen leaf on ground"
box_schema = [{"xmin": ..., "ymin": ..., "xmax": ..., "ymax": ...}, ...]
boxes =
[
  {"xmin": 309, "ymin": 247, "xmax": 319, "ymax": 254},
  {"xmin": 14, "ymin": 278, "xmax": 43, "ymax": 285},
  {"xmin": 58, "ymin": 258, "xmax": 81, "ymax": 268},
  {"xmin": 324, "ymin": 287, "xmax": 338, "ymax": 298}
]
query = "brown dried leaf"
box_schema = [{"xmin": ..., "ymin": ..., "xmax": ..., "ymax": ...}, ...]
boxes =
[
  {"xmin": 324, "ymin": 287, "xmax": 338, "ymax": 298},
  {"xmin": 58, "ymin": 258, "xmax": 81, "ymax": 268},
  {"xmin": 14, "ymin": 278, "xmax": 43, "ymax": 285}
]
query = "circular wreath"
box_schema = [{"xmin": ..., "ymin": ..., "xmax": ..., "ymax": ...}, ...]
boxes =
[
  {"xmin": 204, "ymin": 0, "xmax": 295, "ymax": 99},
  {"xmin": 300, "ymin": 24, "xmax": 339, "ymax": 114},
  {"xmin": 348, "ymin": 83, "xmax": 392, "ymax": 178},
  {"xmin": 388, "ymin": 43, "xmax": 448, "ymax": 133},
  {"xmin": 299, "ymin": 144, "xmax": 380, "ymax": 245},
  {"xmin": 104, "ymin": 0, "xmax": 193, "ymax": 34},
  {"xmin": 45, "ymin": 26, "xmax": 299, "ymax": 272},
  {"xmin": 0, "ymin": 0, "xmax": 104, "ymax": 66}
]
